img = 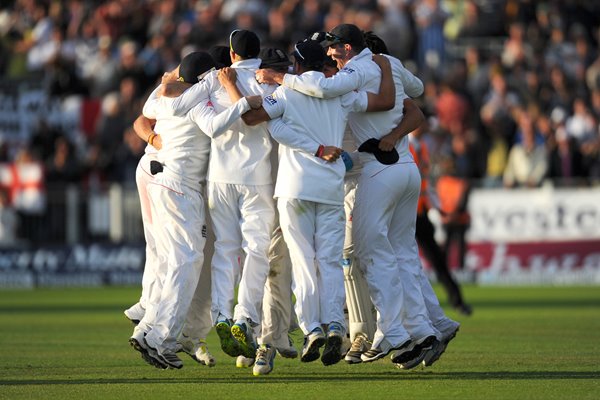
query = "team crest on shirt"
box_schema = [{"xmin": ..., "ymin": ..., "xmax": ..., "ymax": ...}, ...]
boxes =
[
  {"xmin": 341, "ymin": 66, "xmax": 355, "ymax": 74},
  {"xmin": 264, "ymin": 95, "xmax": 278, "ymax": 105}
]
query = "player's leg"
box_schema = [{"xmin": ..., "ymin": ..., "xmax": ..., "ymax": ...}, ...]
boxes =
[
  {"xmin": 143, "ymin": 181, "xmax": 206, "ymax": 369},
  {"xmin": 314, "ymin": 202, "xmax": 346, "ymax": 366},
  {"xmin": 352, "ymin": 164, "xmax": 411, "ymax": 362},
  {"xmin": 387, "ymin": 170, "xmax": 438, "ymax": 366},
  {"xmin": 261, "ymin": 223, "xmax": 297, "ymax": 358},
  {"xmin": 207, "ymin": 182, "xmax": 244, "ymax": 357},
  {"xmin": 125, "ymin": 154, "xmax": 158, "ymax": 324},
  {"xmin": 278, "ymin": 198, "xmax": 326, "ymax": 363},
  {"xmin": 179, "ymin": 250, "xmax": 216, "ymax": 367},
  {"xmin": 232, "ymin": 184, "xmax": 275, "ymax": 359}
]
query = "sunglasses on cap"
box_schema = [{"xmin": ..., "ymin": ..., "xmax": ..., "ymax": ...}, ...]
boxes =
[
  {"xmin": 325, "ymin": 32, "xmax": 345, "ymax": 45},
  {"xmin": 177, "ymin": 67, "xmax": 215, "ymax": 83}
]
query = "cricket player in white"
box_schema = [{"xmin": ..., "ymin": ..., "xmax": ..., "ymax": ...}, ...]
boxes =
[
  {"xmin": 124, "ymin": 116, "xmax": 160, "ymax": 326},
  {"xmin": 129, "ymin": 52, "xmax": 258, "ymax": 369},
  {"xmin": 241, "ymin": 39, "xmax": 396, "ymax": 373},
  {"xmin": 162, "ymin": 30, "xmax": 278, "ymax": 362},
  {"xmin": 257, "ymin": 24, "xmax": 439, "ymax": 365}
]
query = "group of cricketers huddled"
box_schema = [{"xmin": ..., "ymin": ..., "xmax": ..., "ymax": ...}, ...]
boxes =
[{"xmin": 123, "ymin": 22, "xmax": 461, "ymax": 376}]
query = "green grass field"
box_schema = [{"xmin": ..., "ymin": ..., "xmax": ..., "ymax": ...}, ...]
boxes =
[{"xmin": 1, "ymin": 285, "xmax": 599, "ymax": 400}]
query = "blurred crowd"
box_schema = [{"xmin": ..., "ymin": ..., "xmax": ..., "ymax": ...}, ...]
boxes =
[{"xmin": 0, "ymin": 0, "xmax": 599, "ymax": 198}]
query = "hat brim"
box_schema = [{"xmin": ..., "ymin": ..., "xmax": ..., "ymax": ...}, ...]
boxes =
[{"xmin": 321, "ymin": 38, "xmax": 341, "ymax": 47}]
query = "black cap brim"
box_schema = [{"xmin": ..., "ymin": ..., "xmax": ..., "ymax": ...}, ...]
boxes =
[{"xmin": 358, "ymin": 138, "xmax": 399, "ymax": 165}]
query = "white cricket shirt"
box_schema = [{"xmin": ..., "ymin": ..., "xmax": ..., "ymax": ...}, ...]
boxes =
[
  {"xmin": 168, "ymin": 59, "xmax": 278, "ymax": 185},
  {"xmin": 263, "ymin": 71, "xmax": 368, "ymax": 205}
]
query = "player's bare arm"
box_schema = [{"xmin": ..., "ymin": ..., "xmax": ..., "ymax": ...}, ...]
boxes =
[
  {"xmin": 255, "ymin": 68, "xmax": 285, "ymax": 85},
  {"xmin": 365, "ymin": 54, "xmax": 395, "ymax": 112},
  {"xmin": 133, "ymin": 115, "xmax": 162, "ymax": 150},
  {"xmin": 242, "ymin": 106, "xmax": 271, "ymax": 126},
  {"xmin": 218, "ymin": 67, "xmax": 243, "ymax": 102},
  {"xmin": 378, "ymin": 99, "xmax": 425, "ymax": 151}
]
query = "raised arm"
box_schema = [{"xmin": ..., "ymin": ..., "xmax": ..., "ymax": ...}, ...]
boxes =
[{"xmin": 378, "ymin": 98, "xmax": 425, "ymax": 151}]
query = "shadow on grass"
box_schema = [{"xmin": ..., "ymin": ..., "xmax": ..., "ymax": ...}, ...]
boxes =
[{"xmin": 2, "ymin": 371, "xmax": 599, "ymax": 385}]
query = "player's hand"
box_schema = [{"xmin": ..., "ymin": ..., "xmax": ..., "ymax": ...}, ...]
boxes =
[
  {"xmin": 256, "ymin": 68, "xmax": 283, "ymax": 85},
  {"xmin": 151, "ymin": 134, "xmax": 162, "ymax": 150},
  {"xmin": 218, "ymin": 67, "xmax": 237, "ymax": 87},
  {"xmin": 372, "ymin": 53, "xmax": 390, "ymax": 69},
  {"xmin": 245, "ymin": 95, "xmax": 262, "ymax": 109},
  {"xmin": 161, "ymin": 67, "xmax": 180, "ymax": 84},
  {"xmin": 159, "ymin": 82, "xmax": 190, "ymax": 98},
  {"xmin": 378, "ymin": 133, "xmax": 397, "ymax": 152},
  {"xmin": 320, "ymin": 146, "xmax": 343, "ymax": 162}
]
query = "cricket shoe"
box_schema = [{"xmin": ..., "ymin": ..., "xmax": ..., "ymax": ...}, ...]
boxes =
[
  {"xmin": 321, "ymin": 322, "xmax": 345, "ymax": 366},
  {"xmin": 396, "ymin": 338, "xmax": 439, "ymax": 370},
  {"xmin": 231, "ymin": 318, "xmax": 257, "ymax": 359},
  {"xmin": 422, "ymin": 322, "xmax": 460, "ymax": 367},
  {"xmin": 361, "ymin": 338, "xmax": 412, "ymax": 363},
  {"xmin": 301, "ymin": 327, "xmax": 326, "ymax": 363},
  {"xmin": 124, "ymin": 302, "xmax": 145, "ymax": 325},
  {"xmin": 144, "ymin": 338, "xmax": 183, "ymax": 369},
  {"xmin": 178, "ymin": 336, "xmax": 216, "ymax": 367},
  {"xmin": 129, "ymin": 329, "xmax": 167, "ymax": 369},
  {"xmin": 236, "ymin": 355, "xmax": 255, "ymax": 368},
  {"xmin": 215, "ymin": 316, "xmax": 243, "ymax": 357},
  {"xmin": 391, "ymin": 334, "xmax": 437, "ymax": 364},
  {"xmin": 276, "ymin": 335, "xmax": 298, "ymax": 359},
  {"xmin": 253, "ymin": 344, "xmax": 276, "ymax": 376},
  {"xmin": 344, "ymin": 333, "xmax": 371, "ymax": 364}
]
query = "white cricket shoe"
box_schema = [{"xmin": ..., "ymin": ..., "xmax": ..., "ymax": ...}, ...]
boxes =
[
  {"xmin": 301, "ymin": 327, "xmax": 326, "ymax": 363},
  {"xmin": 422, "ymin": 322, "xmax": 460, "ymax": 367},
  {"xmin": 178, "ymin": 337, "xmax": 216, "ymax": 367},
  {"xmin": 236, "ymin": 355, "xmax": 255, "ymax": 368},
  {"xmin": 321, "ymin": 322, "xmax": 345, "ymax": 366},
  {"xmin": 253, "ymin": 344, "xmax": 276, "ymax": 376},
  {"xmin": 391, "ymin": 334, "xmax": 437, "ymax": 364},
  {"xmin": 344, "ymin": 333, "xmax": 371, "ymax": 364},
  {"xmin": 276, "ymin": 335, "xmax": 298, "ymax": 359},
  {"xmin": 124, "ymin": 302, "xmax": 145, "ymax": 325}
]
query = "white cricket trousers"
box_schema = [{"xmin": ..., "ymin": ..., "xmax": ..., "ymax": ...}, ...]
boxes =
[
  {"xmin": 141, "ymin": 176, "xmax": 206, "ymax": 353},
  {"xmin": 208, "ymin": 182, "xmax": 275, "ymax": 325},
  {"xmin": 354, "ymin": 161, "xmax": 431, "ymax": 348},
  {"xmin": 135, "ymin": 153, "xmax": 159, "ymax": 310},
  {"xmin": 259, "ymin": 223, "xmax": 296, "ymax": 347},
  {"xmin": 278, "ymin": 198, "xmax": 346, "ymax": 335},
  {"xmin": 342, "ymin": 175, "xmax": 377, "ymax": 341}
]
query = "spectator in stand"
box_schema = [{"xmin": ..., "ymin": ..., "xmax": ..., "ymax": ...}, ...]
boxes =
[
  {"xmin": 547, "ymin": 124, "xmax": 587, "ymax": 187},
  {"xmin": 503, "ymin": 109, "xmax": 548, "ymax": 188}
]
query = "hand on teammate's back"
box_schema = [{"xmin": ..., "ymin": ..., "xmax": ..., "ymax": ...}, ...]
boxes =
[
  {"xmin": 158, "ymin": 81, "xmax": 191, "ymax": 98},
  {"xmin": 255, "ymin": 69, "xmax": 283, "ymax": 85},
  {"xmin": 371, "ymin": 54, "xmax": 390, "ymax": 70},
  {"xmin": 218, "ymin": 68, "xmax": 237, "ymax": 87}
]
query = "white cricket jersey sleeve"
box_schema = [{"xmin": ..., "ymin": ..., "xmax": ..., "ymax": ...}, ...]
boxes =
[
  {"xmin": 167, "ymin": 71, "xmax": 216, "ymax": 116},
  {"xmin": 142, "ymin": 86, "xmax": 161, "ymax": 119},
  {"xmin": 267, "ymin": 119, "xmax": 320, "ymax": 155},
  {"xmin": 262, "ymin": 91, "xmax": 285, "ymax": 120},
  {"xmin": 188, "ymin": 97, "xmax": 251, "ymax": 139},
  {"xmin": 282, "ymin": 65, "xmax": 362, "ymax": 99},
  {"xmin": 388, "ymin": 56, "xmax": 424, "ymax": 98}
]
